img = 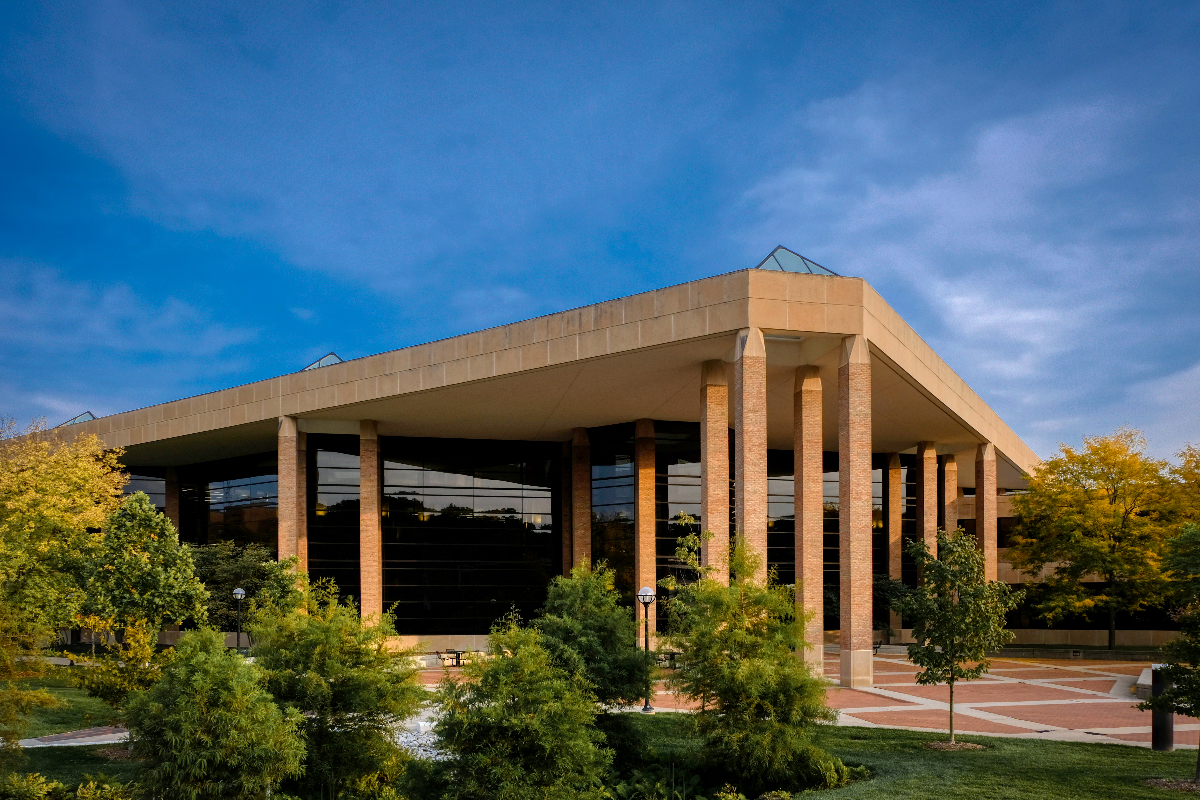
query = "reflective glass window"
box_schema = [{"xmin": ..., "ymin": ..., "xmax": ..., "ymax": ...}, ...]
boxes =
[
  {"xmin": 307, "ymin": 435, "xmax": 360, "ymax": 602},
  {"xmin": 380, "ymin": 437, "xmax": 561, "ymax": 636}
]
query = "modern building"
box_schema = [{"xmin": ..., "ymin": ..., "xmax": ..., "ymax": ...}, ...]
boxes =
[{"xmin": 66, "ymin": 247, "xmax": 1037, "ymax": 687}]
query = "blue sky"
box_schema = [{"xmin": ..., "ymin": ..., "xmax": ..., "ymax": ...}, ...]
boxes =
[{"xmin": 1, "ymin": 1, "xmax": 1197, "ymax": 459}]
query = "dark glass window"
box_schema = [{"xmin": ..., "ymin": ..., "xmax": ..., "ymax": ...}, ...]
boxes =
[
  {"xmin": 172, "ymin": 453, "xmax": 279, "ymax": 554},
  {"xmin": 590, "ymin": 423, "xmax": 636, "ymax": 604},
  {"xmin": 380, "ymin": 437, "xmax": 560, "ymax": 636},
  {"xmin": 123, "ymin": 475, "xmax": 166, "ymax": 513},
  {"xmin": 307, "ymin": 435, "xmax": 360, "ymax": 602},
  {"xmin": 654, "ymin": 422, "xmax": 702, "ymax": 628}
]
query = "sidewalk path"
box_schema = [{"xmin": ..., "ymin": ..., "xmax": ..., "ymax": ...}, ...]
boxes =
[
  {"xmin": 824, "ymin": 651, "xmax": 1190, "ymax": 748},
  {"xmin": 19, "ymin": 726, "xmax": 128, "ymax": 748}
]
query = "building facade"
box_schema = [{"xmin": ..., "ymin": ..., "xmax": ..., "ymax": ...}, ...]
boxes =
[{"xmin": 69, "ymin": 250, "xmax": 1038, "ymax": 687}]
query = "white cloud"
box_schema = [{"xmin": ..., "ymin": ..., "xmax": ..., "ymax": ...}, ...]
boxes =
[{"xmin": 740, "ymin": 83, "xmax": 1200, "ymax": 458}]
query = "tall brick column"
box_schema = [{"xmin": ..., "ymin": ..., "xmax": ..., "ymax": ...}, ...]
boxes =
[
  {"xmin": 700, "ymin": 360, "xmax": 730, "ymax": 584},
  {"xmin": 734, "ymin": 327, "xmax": 768, "ymax": 583},
  {"xmin": 164, "ymin": 466, "xmax": 180, "ymax": 530},
  {"xmin": 975, "ymin": 443, "xmax": 998, "ymax": 581},
  {"xmin": 277, "ymin": 416, "xmax": 307, "ymax": 570},
  {"xmin": 794, "ymin": 365, "xmax": 824, "ymax": 668},
  {"xmin": 561, "ymin": 440, "xmax": 574, "ymax": 576},
  {"xmin": 943, "ymin": 455, "xmax": 958, "ymax": 532},
  {"xmin": 916, "ymin": 442, "xmax": 938, "ymax": 555},
  {"xmin": 571, "ymin": 428, "xmax": 592, "ymax": 570},
  {"xmin": 886, "ymin": 453, "xmax": 903, "ymax": 638},
  {"xmin": 838, "ymin": 334, "xmax": 873, "ymax": 687},
  {"xmin": 359, "ymin": 420, "xmax": 383, "ymax": 619},
  {"xmin": 635, "ymin": 419, "xmax": 657, "ymax": 635}
]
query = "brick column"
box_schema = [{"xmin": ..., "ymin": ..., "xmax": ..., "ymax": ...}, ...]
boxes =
[
  {"xmin": 916, "ymin": 442, "xmax": 938, "ymax": 555},
  {"xmin": 277, "ymin": 416, "xmax": 307, "ymax": 570},
  {"xmin": 561, "ymin": 440, "xmax": 574, "ymax": 576},
  {"xmin": 975, "ymin": 443, "xmax": 998, "ymax": 581},
  {"xmin": 359, "ymin": 420, "xmax": 382, "ymax": 619},
  {"xmin": 943, "ymin": 455, "xmax": 958, "ymax": 532},
  {"xmin": 838, "ymin": 334, "xmax": 873, "ymax": 688},
  {"xmin": 734, "ymin": 327, "xmax": 768, "ymax": 583},
  {"xmin": 700, "ymin": 360, "xmax": 730, "ymax": 584},
  {"xmin": 571, "ymin": 428, "xmax": 592, "ymax": 570},
  {"xmin": 886, "ymin": 453, "xmax": 903, "ymax": 638},
  {"xmin": 794, "ymin": 365, "xmax": 824, "ymax": 668},
  {"xmin": 164, "ymin": 466, "xmax": 180, "ymax": 530},
  {"xmin": 635, "ymin": 419, "xmax": 657, "ymax": 635}
]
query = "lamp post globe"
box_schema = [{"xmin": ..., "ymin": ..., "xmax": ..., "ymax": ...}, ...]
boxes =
[
  {"xmin": 637, "ymin": 587, "xmax": 656, "ymax": 713},
  {"xmin": 232, "ymin": 587, "xmax": 246, "ymax": 652}
]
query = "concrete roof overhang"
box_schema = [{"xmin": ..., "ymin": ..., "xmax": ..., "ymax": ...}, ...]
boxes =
[{"xmin": 71, "ymin": 269, "xmax": 1038, "ymax": 488}]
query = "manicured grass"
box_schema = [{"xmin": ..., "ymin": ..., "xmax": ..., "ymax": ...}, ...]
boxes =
[
  {"xmin": 625, "ymin": 713, "xmax": 1199, "ymax": 798},
  {"xmin": 813, "ymin": 726, "xmax": 1196, "ymax": 799},
  {"xmin": 12, "ymin": 745, "xmax": 139, "ymax": 787},
  {"xmin": 17, "ymin": 669, "xmax": 116, "ymax": 739}
]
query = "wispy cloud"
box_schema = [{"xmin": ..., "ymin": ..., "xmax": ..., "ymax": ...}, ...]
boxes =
[{"xmin": 741, "ymin": 83, "xmax": 1200, "ymax": 457}]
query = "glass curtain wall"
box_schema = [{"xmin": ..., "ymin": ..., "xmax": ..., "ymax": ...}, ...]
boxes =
[
  {"xmin": 654, "ymin": 421, "xmax": 702, "ymax": 629},
  {"xmin": 123, "ymin": 475, "xmax": 166, "ymax": 512},
  {"xmin": 380, "ymin": 437, "xmax": 560, "ymax": 635},
  {"xmin": 589, "ymin": 423, "xmax": 636, "ymax": 604},
  {"xmin": 171, "ymin": 453, "xmax": 279, "ymax": 554},
  {"xmin": 306, "ymin": 434, "xmax": 360, "ymax": 601}
]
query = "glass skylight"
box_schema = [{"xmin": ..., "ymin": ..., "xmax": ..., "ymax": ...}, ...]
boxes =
[
  {"xmin": 58, "ymin": 411, "xmax": 96, "ymax": 427},
  {"xmin": 754, "ymin": 246, "xmax": 839, "ymax": 276},
  {"xmin": 302, "ymin": 352, "xmax": 344, "ymax": 371}
]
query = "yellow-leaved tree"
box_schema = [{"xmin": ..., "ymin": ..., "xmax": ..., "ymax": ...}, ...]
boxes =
[{"xmin": 0, "ymin": 417, "xmax": 125, "ymax": 758}]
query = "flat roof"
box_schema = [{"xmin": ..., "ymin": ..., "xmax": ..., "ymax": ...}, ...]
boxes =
[{"xmin": 67, "ymin": 267, "xmax": 1038, "ymax": 487}]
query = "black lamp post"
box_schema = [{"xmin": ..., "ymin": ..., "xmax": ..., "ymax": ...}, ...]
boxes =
[
  {"xmin": 232, "ymin": 587, "xmax": 246, "ymax": 653},
  {"xmin": 637, "ymin": 586, "xmax": 656, "ymax": 713}
]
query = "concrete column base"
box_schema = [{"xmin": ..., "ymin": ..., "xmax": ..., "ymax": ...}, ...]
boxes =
[
  {"xmin": 840, "ymin": 649, "xmax": 873, "ymax": 688},
  {"xmin": 802, "ymin": 645, "xmax": 824, "ymax": 674}
]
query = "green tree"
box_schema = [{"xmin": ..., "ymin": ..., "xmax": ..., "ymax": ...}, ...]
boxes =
[
  {"xmin": 126, "ymin": 628, "xmax": 305, "ymax": 799},
  {"xmin": 1138, "ymin": 604, "xmax": 1200, "ymax": 783},
  {"xmin": 189, "ymin": 540, "xmax": 301, "ymax": 633},
  {"xmin": 536, "ymin": 561, "xmax": 654, "ymax": 708},
  {"xmin": 896, "ymin": 529, "xmax": 1021, "ymax": 745},
  {"xmin": 1166, "ymin": 523, "xmax": 1200, "ymax": 604},
  {"xmin": 663, "ymin": 537, "xmax": 852, "ymax": 795},
  {"xmin": 435, "ymin": 617, "xmax": 612, "ymax": 800},
  {"xmin": 0, "ymin": 418, "xmax": 125, "ymax": 757},
  {"xmin": 1009, "ymin": 427, "xmax": 1173, "ymax": 649},
  {"xmin": 81, "ymin": 493, "xmax": 208, "ymax": 631},
  {"xmin": 249, "ymin": 581, "xmax": 424, "ymax": 799}
]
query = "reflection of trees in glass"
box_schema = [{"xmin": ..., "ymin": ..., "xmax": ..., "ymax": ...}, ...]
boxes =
[{"xmin": 591, "ymin": 512, "xmax": 635, "ymax": 604}]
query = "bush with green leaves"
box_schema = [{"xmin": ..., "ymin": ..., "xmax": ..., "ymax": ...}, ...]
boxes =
[
  {"xmin": 895, "ymin": 528, "xmax": 1022, "ymax": 744},
  {"xmin": 249, "ymin": 581, "xmax": 424, "ymax": 799},
  {"xmin": 81, "ymin": 493, "xmax": 208, "ymax": 631},
  {"xmin": 435, "ymin": 617, "xmax": 612, "ymax": 800},
  {"xmin": 189, "ymin": 540, "xmax": 301, "ymax": 633},
  {"xmin": 1138, "ymin": 602, "xmax": 1200, "ymax": 782},
  {"xmin": 124, "ymin": 628, "xmax": 304, "ymax": 800},
  {"xmin": 536, "ymin": 562, "xmax": 654, "ymax": 708},
  {"xmin": 663, "ymin": 538, "xmax": 853, "ymax": 796},
  {"xmin": 0, "ymin": 774, "xmax": 135, "ymax": 800}
]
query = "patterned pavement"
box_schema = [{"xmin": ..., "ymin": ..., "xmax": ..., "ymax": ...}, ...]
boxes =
[{"xmin": 822, "ymin": 651, "xmax": 1194, "ymax": 747}]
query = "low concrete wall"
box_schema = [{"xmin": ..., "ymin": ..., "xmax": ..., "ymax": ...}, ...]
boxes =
[{"xmin": 827, "ymin": 628, "xmax": 1178, "ymax": 648}]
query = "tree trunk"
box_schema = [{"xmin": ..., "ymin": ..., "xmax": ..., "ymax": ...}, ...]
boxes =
[
  {"xmin": 1109, "ymin": 605, "xmax": 1117, "ymax": 651},
  {"xmin": 949, "ymin": 680, "xmax": 955, "ymax": 745}
]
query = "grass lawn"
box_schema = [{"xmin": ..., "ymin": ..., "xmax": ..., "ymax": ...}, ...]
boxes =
[
  {"xmin": 17, "ymin": 669, "xmax": 116, "ymax": 739},
  {"xmin": 625, "ymin": 714, "xmax": 1199, "ymax": 798},
  {"xmin": 15, "ymin": 745, "xmax": 139, "ymax": 787}
]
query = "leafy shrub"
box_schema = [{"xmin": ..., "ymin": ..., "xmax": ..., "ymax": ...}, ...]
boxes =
[
  {"xmin": 0, "ymin": 775, "xmax": 133, "ymax": 800},
  {"xmin": 188, "ymin": 541, "xmax": 301, "ymax": 633},
  {"xmin": 249, "ymin": 581, "xmax": 424, "ymax": 799},
  {"xmin": 536, "ymin": 562, "xmax": 654, "ymax": 708},
  {"xmin": 69, "ymin": 621, "xmax": 169, "ymax": 714},
  {"xmin": 435, "ymin": 617, "xmax": 612, "ymax": 799},
  {"xmin": 663, "ymin": 539, "xmax": 855, "ymax": 795},
  {"xmin": 125, "ymin": 628, "xmax": 304, "ymax": 800}
]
